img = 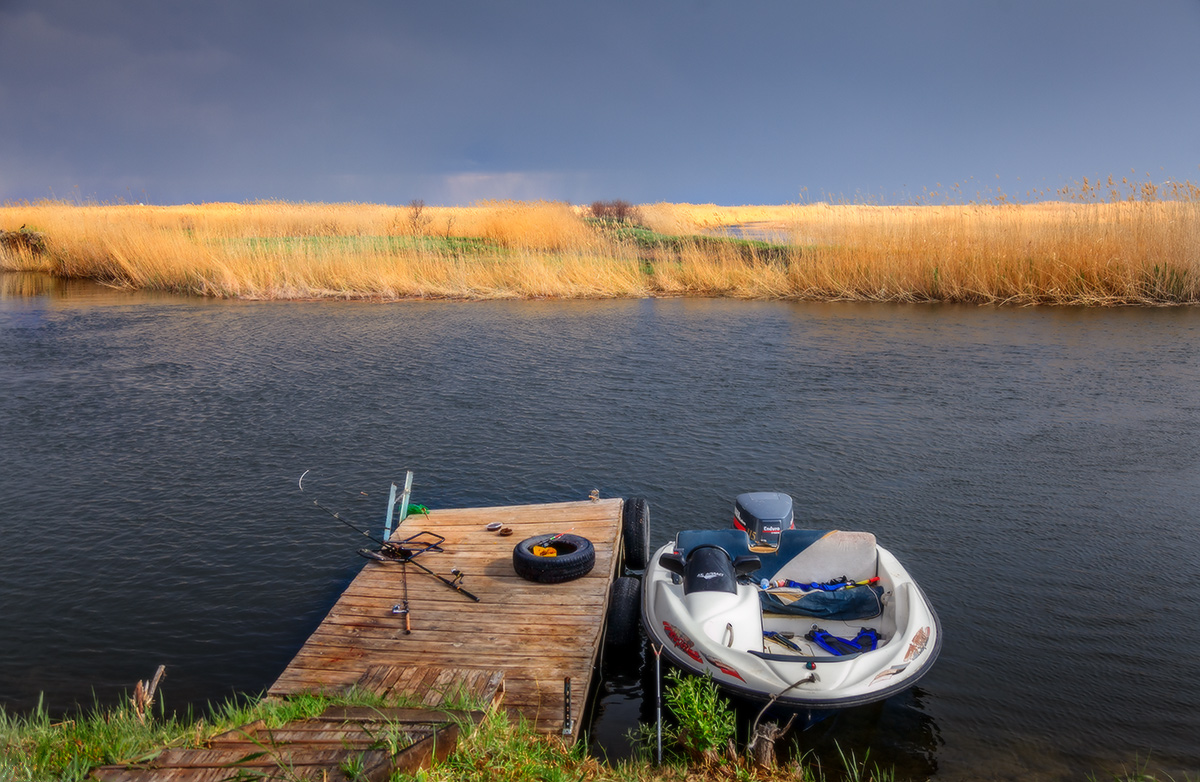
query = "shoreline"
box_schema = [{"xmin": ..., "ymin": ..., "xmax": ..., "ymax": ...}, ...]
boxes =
[
  {"xmin": 4, "ymin": 269, "xmax": 1194, "ymax": 308},
  {"xmin": 2, "ymin": 199, "xmax": 1198, "ymax": 306}
]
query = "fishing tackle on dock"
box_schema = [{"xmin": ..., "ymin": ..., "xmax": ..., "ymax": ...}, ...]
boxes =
[
  {"xmin": 356, "ymin": 537, "xmax": 481, "ymax": 602},
  {"xmin": 300, "ymin": 470, "xmax": 481, "ymax": 603}
]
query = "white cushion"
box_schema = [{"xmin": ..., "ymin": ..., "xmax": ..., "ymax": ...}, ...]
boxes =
[{"xmin": 771, "ymin": 530, "xmax": 878, "ymax": 584}]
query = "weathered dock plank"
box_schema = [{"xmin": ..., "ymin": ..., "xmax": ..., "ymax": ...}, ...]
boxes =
[{"xmin": 268, "ymin": 497, "xmax": 626, "ymax": 738}]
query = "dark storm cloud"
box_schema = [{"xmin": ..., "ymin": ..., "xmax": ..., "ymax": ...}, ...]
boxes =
[{"xmin": 1, "ymin": 0, "xmax": 1198, "ymax": 205}]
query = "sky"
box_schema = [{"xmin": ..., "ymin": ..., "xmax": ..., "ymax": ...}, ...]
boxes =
[{"xmin": 2, "ymin": 0, "xmax": 1199, "ymax": 206}]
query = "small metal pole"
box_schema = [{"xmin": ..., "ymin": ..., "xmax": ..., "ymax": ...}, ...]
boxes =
[
  {"xmin": 653, "ymin": 644, "xmax": 663, "ymax": 765},
  {"xmin": 562, "ymin": 676, "xmax": 573, "ymax": 736},
  {"xmin": 397, "ymin": 470, "xmax": 414, "ymax": 525}
]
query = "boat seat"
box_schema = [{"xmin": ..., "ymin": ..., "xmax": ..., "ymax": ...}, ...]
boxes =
[
  {"xmin": 770, "ymin": 530, "xmax": 878, "ymax": 584},
  {"xmin": 672, "ymin": 528, "xmax": 826, "ymax": 579},
  {"xmin": 671, "ymin": 529, "xmax": 877, "ymax": 584}
]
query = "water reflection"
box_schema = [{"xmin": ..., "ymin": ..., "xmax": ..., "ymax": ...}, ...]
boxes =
[
  {"xmin": 0, "ymin": 271, "xmax": 185, "ymax": 305},
  {"xmin": 0, "ymin": 271, "xmax": 77, "ymax": 298},
  {"xmin": 792, "ymin": 689, "xmax": 942, "ymax": 780}
]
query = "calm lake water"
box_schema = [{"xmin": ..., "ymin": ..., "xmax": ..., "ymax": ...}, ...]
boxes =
[{"xmin": 2, "ymin": 272, "xmax": 1199, "ymax": 780}]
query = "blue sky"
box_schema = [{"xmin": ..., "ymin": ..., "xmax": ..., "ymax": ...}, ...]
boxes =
[{"xmin": 2, "ymin": 0, "xmax": 1198, "ymax": 206}]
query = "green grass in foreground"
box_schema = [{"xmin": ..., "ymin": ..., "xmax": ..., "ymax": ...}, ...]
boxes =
[
  {"xmin": 2, "ymin": 679, "xmax": 1194, "ymax": 782},
  {"xmin": 1, "ymin": 695, "xmax": 193, "ymax": 782},
  {"xmin": 0, "ymin": 688, "xmax": 409, "ymax": 782}
]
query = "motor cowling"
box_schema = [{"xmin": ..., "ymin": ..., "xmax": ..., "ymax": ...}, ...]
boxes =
[{"xmin": 733, "ymin": 491, "xmax": 795, "ymax": 550}]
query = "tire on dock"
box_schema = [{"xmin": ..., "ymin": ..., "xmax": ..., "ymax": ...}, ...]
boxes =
[
  {"xmin": 512, "ymin": 533, "xmax": 595, "ymax": 583},
  {"xmin": 621, "ymin": 497, "xmax": 650, "ymax": 571},
  {"xmin": 604, "ymin": 575, "xmax": 642, "ymax": 649}
]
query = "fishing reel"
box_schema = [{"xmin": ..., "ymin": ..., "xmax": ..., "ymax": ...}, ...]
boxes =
[{"xmin": 377, "ymin": 530, "xmax": 446, "ymax": 561}]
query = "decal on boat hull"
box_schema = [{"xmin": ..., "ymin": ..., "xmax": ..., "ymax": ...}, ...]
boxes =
[
  {"xmin": 905, "ymin": 626, "xmax": 930, "ymax": 662},
  {"xmin": 663, "ymin": 620, "xmax": 702, "ymax": 663},
  {"xmin": 704, "ymin": 652, "xmax": 745, "ymax": 682},
  {"xmin": 872, "ymin": 663, "xmax": 910, "ymax": 685}
]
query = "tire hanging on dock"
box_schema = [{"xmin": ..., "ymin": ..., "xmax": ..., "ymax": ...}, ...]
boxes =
[
  {"xmin": 604, "ymin": 576, "xmax": 642, "ymax": 649},
  {"xmin": 512, "ymin": 533, "xmax": 595, "ymax": 583},
  {"xmin": 621, "ymin": 497, "xmax": 651, "ymax": 571}
]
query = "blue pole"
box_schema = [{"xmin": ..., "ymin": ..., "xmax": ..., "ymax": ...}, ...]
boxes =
[{"xmin": 383, "ymin": 482, "xmax": 398, "ymax": 541}]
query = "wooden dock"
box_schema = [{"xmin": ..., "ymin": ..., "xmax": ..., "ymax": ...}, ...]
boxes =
[
  {"xmin": 269, "ymin": 496, "xmax": 627, "ymax": 736},
  {"xmin": 90, "ymin": 497, "xmax": 628, "ymax": 780}
]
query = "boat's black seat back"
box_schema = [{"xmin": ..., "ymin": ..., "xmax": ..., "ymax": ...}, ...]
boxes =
[
  {"xmin": 659, "ymin": 544, "xmax": 761, "ymax": 596},
  {"xmin": 682, "ymin": 545, "xmax": 737, "ymax": 595}
]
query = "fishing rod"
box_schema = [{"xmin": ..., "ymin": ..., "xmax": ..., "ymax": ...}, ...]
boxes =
[
  {"xmin": 300, "ymin": 469, "xmax": 439, "ymax": 552},
  {"xmin": 395, "ymin": 559, "xmax": 411, "ymax": 633},
  {"xmin": 299, "ymin": 470, "xmax": 392, "ymax": 545},
  {"xmin": 300, "ymin": 470, "xmax": 479, "ymax": 602}
]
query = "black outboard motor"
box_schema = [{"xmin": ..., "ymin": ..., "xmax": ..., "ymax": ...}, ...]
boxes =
[{"xmin": 733, "ymin": 491, "xmax": 794, "ymax": 550}]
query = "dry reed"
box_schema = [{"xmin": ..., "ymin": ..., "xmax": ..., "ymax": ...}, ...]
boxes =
[
  {"xmin": 0, "ymin": 200, "xmax": 645, "ymax": 299},
  {"xmin": 2, "ymin": 179, "xmax": 1197, "ymax": 305},
  {"xmin": 635, "ymin": 187, "xmax": 1200, "ymax": 305}
]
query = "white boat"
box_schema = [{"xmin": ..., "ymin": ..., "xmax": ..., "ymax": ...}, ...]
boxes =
[{"xmin": 641, "ymin": 492, "xmax": 941, "ymax": 710}]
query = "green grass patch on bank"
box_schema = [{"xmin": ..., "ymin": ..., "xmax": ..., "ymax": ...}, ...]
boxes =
[
  {"xmin": 586, "ymin": 217, "xmax": 798, "ymax": 265},
  {"xmin": 218, "ymin": 234, "xmax": 507, "ymax": 257}
]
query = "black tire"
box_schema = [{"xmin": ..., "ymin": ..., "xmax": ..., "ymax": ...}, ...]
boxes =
[
  {"xmin": 621, "ymin": 497, "xmax": 651, "ymax": 571},
  {"xmin": 512, "ymin": 533, "xmax": 596, "ymax": 583},
  {"xmin": 605, "ymin": 576, "xmax": 641, "ymax": 649}
]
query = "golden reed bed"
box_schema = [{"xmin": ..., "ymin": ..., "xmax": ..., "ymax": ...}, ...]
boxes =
[{"xmin": 2, "ymin": 190, "xmax": 1198, "ymax": 305}]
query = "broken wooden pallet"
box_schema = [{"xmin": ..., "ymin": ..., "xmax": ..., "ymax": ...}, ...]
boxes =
[{"xmin": 90, "ymin": 666, "xmax": 503, "ymax": 782}]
